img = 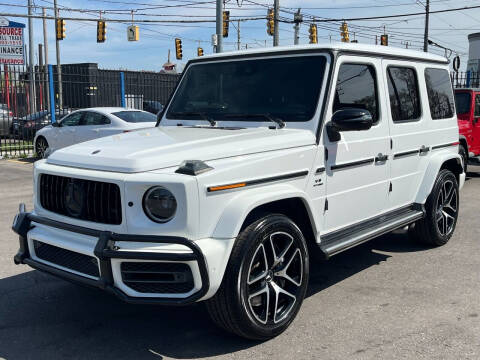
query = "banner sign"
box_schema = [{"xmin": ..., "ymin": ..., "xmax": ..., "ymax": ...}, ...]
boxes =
[{"xmin": 0, "ymin": 20, "xmax": 25, "ymax": 65}]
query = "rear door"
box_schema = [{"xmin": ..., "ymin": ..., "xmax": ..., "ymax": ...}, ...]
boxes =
[
  {"xmin": 471, "ymin": 93, "xmax": 480, "ymax": 155},
  {"xmin": 322, "ymin": 56, "xmax": 390, "ymax": 233},
  {"xmin": 75, "ymin": 111, "xmax": 112, "ymax": 143},
  {"xmin": 382, "ymin": 60, "xmax": 427, "ymax": 210}
]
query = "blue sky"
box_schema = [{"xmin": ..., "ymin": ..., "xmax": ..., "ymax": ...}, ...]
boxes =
[{"xmin": 1, "ymin": 0, "xmax": 479, "ymax": 71}]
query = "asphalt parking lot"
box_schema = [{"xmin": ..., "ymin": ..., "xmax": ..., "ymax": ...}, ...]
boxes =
[{"xmin": 1, "ymin": 159, "xmax": 479, "ymax": 360}]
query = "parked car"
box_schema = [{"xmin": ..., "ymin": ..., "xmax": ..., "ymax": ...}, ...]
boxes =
[
  {"xmin": 33, "ymin": 107, "xmax": 157, "ymax": 158},
  {"xmin": 143, "ymin": 100, "xmax": 164, "ymax": 115},
  {"xmin": 13, "ymin": 43, "xmax": 464, "ymax": 340},
  {"xmin": 12, "ymin": 109, "xmax": 71, "ymax": 140},
  {"xmin": 454, "ymin": 88, "xmax": 480, "ymax": 170},
  {"xmin": 0, "ymin": 103, "xmax": 13, "ymax": 137}
]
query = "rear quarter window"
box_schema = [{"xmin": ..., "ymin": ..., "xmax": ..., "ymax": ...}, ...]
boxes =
[{"xmin": 425, "ymin": 68, "xmax": 455, "ymax": 120}]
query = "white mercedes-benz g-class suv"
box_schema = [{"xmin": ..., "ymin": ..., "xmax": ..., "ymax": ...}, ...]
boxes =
[{"xmin": 12, "ymin": 43, "xmax": 464, "ymax": 340}]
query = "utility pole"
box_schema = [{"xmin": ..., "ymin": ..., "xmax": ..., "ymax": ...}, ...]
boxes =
[
  {"xmin": 423, "ymin": 0, "xmax": 430, "ymax": 52},
  {"xmin": 28, "ymin": 0, "xmax": 36, "ymax": 113},
  {"xmin": 54, "ymin": 0, "xmax": 63, "ymax": 108},
  {"xmin": 237, "ymin": 20, "xmax": 240, "ymax": 50},
  {"xmin": 273, "ymin": 0, "xmax": 279, "ymax": 46},
  {"xmin": 215, "ymin": 0, "xmax": 223, "ymax": 53},
  {"xmin": 293, "ymin": 9, "xmax": 302, "ymax": 45},
  {"xmin": 42, "ymin": 7, "xmax": 49, "ymax": 110}
]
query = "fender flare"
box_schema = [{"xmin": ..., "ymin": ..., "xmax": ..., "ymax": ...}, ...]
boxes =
[
  {"xmin": 415, "ymin": 150, "xmax": 462, "ymax": 204},
  {"xmin": 459, "ymin": 135, "xmax": 468, "ymax": 151},
  {"xmin": 211, "ymin": 183, "xmax": 320, "ymax": 240}
]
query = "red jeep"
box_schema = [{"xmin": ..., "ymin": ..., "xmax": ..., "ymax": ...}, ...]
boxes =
[{"xmin": 454, "ymin": 88, "xmax": 480, "ymax": 171}]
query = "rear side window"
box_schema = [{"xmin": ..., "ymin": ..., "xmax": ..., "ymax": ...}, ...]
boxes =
[
  {"xmin": 113, "ymin": 111, "xmax": 157, "ymax": 123},
  {"xmin": 454, "ymin": 92, "xmax": 471, "ymax": 115},
  {"xmin": 475, "ymin": 95, "xmax": 480, "ymax": 117},
  {"xmin": 82, "ymin": 112, "xmax": 110, "ymax": 125},
  {"xmin": 333, "ymin": 63, "xmax": 379, "ymax": 124},
  {"xmin": 387, "ymin": 67, "xmax": 421, "ymax": 122},
  {"xmin": 425, "ymin": 68, "xmax": 455, "ymax": 119}
]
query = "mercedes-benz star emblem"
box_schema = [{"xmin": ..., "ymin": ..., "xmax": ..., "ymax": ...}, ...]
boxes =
[{"xmin": 64, "ymin": 180, "xmax": 85, "ymax": 218}]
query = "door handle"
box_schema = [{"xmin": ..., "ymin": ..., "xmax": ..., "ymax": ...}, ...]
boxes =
[
  {"xmin": 419, "ymin": 145, "xmax": 430, "ymax": 154},
  {"xmin": 375, "ymin": 153, "xmax": 388, "ymax": 163}
]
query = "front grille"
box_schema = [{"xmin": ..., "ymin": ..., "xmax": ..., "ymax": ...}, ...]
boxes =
[
  {"xmin": 121, "ymin": 262, "xmax": 194, "ymax": 294},
  {"xmin": 33, "ymin": 240, "xmax": 99, "ymax": 277},
  {"xmin": 39, "ymin": 173, "xmax": 122, "ymax": 225}
]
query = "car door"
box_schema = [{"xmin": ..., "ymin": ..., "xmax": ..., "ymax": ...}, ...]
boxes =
[
  {"xmin": 383, "ymin": 60, "xmax": 429, "ymax": 210},
  {"xmin": 75, "ymin": 111, "xmax": 112, "ymax": 143},
  {"xmin": 322, "ymin": 57, "xmax": 390, "ymax": 233},
  {"xmin": 51, "ymin": 111, "xmax": 84, "ymax": 150},
  {"xmin": 471, "ymin": 93, "xmax": 480, "ymax": 155}
]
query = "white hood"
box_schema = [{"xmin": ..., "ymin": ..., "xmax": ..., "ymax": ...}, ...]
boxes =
[{"xmin": 47, "ymin": 126, "xmax": 316, "ymax": 173}]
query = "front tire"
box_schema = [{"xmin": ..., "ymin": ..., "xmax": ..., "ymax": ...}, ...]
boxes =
[
  {"xmin": 206, "ymin": 214, "xmax": 309, "ymax": 340},
  {"xmin": 410, "ymin": 169, "xmax": 459, "ymax": 246},
  {"xmin": 35, "ymin": 136, "xmax": 49, "ymax": 159}
]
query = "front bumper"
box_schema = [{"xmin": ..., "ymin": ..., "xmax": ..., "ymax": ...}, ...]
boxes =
[{"xmin": 12, "ymin": 205, "xmax": 210, "ymax": 305}]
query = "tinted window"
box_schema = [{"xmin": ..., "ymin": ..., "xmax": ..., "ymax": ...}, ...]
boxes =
[
  {"xmin": 425, "ymin": 68, "xmax": 455, "ymax": 119},
  {"xmin": 61, "ymin": 112, "xmax": 83, "ymax": 126},
  {"xmin": 333, "ymin": 63, "xmax": 378, "ymax": 123},
  {"xmin": 167, "ymin": 56, "xmax": 327, "ymax": 122},
  {"xmin": 475, "ymin": 95, "xmax": 480, "ymax": 117},
  {"xmin": 387, "ymin": 67, "xmax": 421, "ymax": 122},
  {"xmin": 82, "ymin": 112, "xmax": 110, "ymax": 125},
  {"xmin": 23, "ymin": 111, "xmax": 48, "ymax": 121},
  {"xmin": 454, "ymin": 92, "xmax": 471, "ymax": 115},
  {"xmin": 113, "ymin": 111, "xmax": 157, "ymax": 123}
]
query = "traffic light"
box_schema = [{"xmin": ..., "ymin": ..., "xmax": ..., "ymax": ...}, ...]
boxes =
[
  {"xmin": 197, "ymin": 47, "xmax": 204, "ymax": 56},
  {"xmin": 309, "ymin": 24, "xmax": 318, "ymax": 44},
  {"xmin": 97, "ymin": 20, "xmax": 106, "ymax": 43},
  {"xmin": 267, "ymin": 8, "xmax": 274, "ymax": 36},
  {"xmin": 175, "ymin": 38, "xmax": 182, "ymax": 60},
  {"xmin": 56, "ymin": 18, "xmax": 66, "ymax": 40},
  {"xmin": 340, "ymin": 22, "xmax": 349, "ymax": 42},
  {"xmin": 223, "ymin": 11, "xmax": 230, "ymax": 38},
  {"xmin": 380, "ymin": 34, "xmax": 388, "ymax": 46}
]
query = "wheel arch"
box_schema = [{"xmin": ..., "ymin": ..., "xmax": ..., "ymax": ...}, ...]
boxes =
[
  {"xmin": 211, "ymin": 186, "xmax": 320, "ymax": 247},
  {"xmin": 459, "ymin": 135, "xmax": 468, "ymax": 153},
  {"xmin": 415, "ymin": 151, "xmax": 463, "ymax": 204}
]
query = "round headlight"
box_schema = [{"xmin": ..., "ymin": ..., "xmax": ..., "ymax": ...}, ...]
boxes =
[{"xmin": 143, "ymin": 186, "xmax": 177, "ymax": 223}]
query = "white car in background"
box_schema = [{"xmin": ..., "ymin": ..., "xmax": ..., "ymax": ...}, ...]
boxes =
[{"xmin": 34, "ymin": 107, "xmax": 158, "ymax": 158}]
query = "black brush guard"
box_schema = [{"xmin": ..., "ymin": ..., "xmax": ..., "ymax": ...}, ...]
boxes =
[{"xmin": 12, "ymin": 204, "xmax": 209, "ymax": 305}]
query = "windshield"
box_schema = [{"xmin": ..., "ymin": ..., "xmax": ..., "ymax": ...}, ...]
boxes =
[
  {"xmin": 454, "ymin": 92, "xmax": 471, "ymax": 115},
  {"xmin": 113, "ymin": 111, "xmax": 157, "ymax": 123},
  {"xmin": 166, "ymin": 55, "xmax": 327, "ymax": 122}
]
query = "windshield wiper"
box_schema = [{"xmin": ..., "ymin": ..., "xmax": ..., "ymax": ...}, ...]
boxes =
[
  {"xmin": 169, "ymin": 111, "xmax": 216, "ymax": 127},
  {"xmin": 223, "ymin": 113, "xmax": 285, "ymax": 129}
]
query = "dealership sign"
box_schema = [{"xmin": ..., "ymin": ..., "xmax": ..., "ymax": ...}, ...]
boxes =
[{"xmin": 0, "ymin": 19, "xmax": 25, "ymax": 65}]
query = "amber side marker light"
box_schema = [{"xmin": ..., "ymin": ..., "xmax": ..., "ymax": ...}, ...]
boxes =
[{"xmin": 208, "ymin": 183, "xmax": 246, "ymax": 192}]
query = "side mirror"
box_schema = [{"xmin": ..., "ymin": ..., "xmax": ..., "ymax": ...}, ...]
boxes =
[
  {"xmin": 327, "ymin": 108, "xmax": 373, "ymax": 142},
  {"xmin": 52, "ymin": 121, "xmax": 60, "ymax": 127}
]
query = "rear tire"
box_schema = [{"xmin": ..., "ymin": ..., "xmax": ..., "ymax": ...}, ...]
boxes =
[
  {"xmin": 410, "ymin": 169, "xmax": 459, "ymax": 246},
  {"xmin": 206, "ymin": 214, "xmax": 309, "ymax": 340}
]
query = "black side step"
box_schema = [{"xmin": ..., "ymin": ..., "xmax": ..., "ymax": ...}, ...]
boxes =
[{"xmin": 319, "ymin": 205, "xmax": 425, "ymax": 258}]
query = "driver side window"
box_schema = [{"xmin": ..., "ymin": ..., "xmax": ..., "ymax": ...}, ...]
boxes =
[
  {"xmin": 61, "ymin": 112, "xmax": 83, "ymax": 126},
  {"xmin": 333, "ymin": 63, "xmax": 379, "ymax": 124}
]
